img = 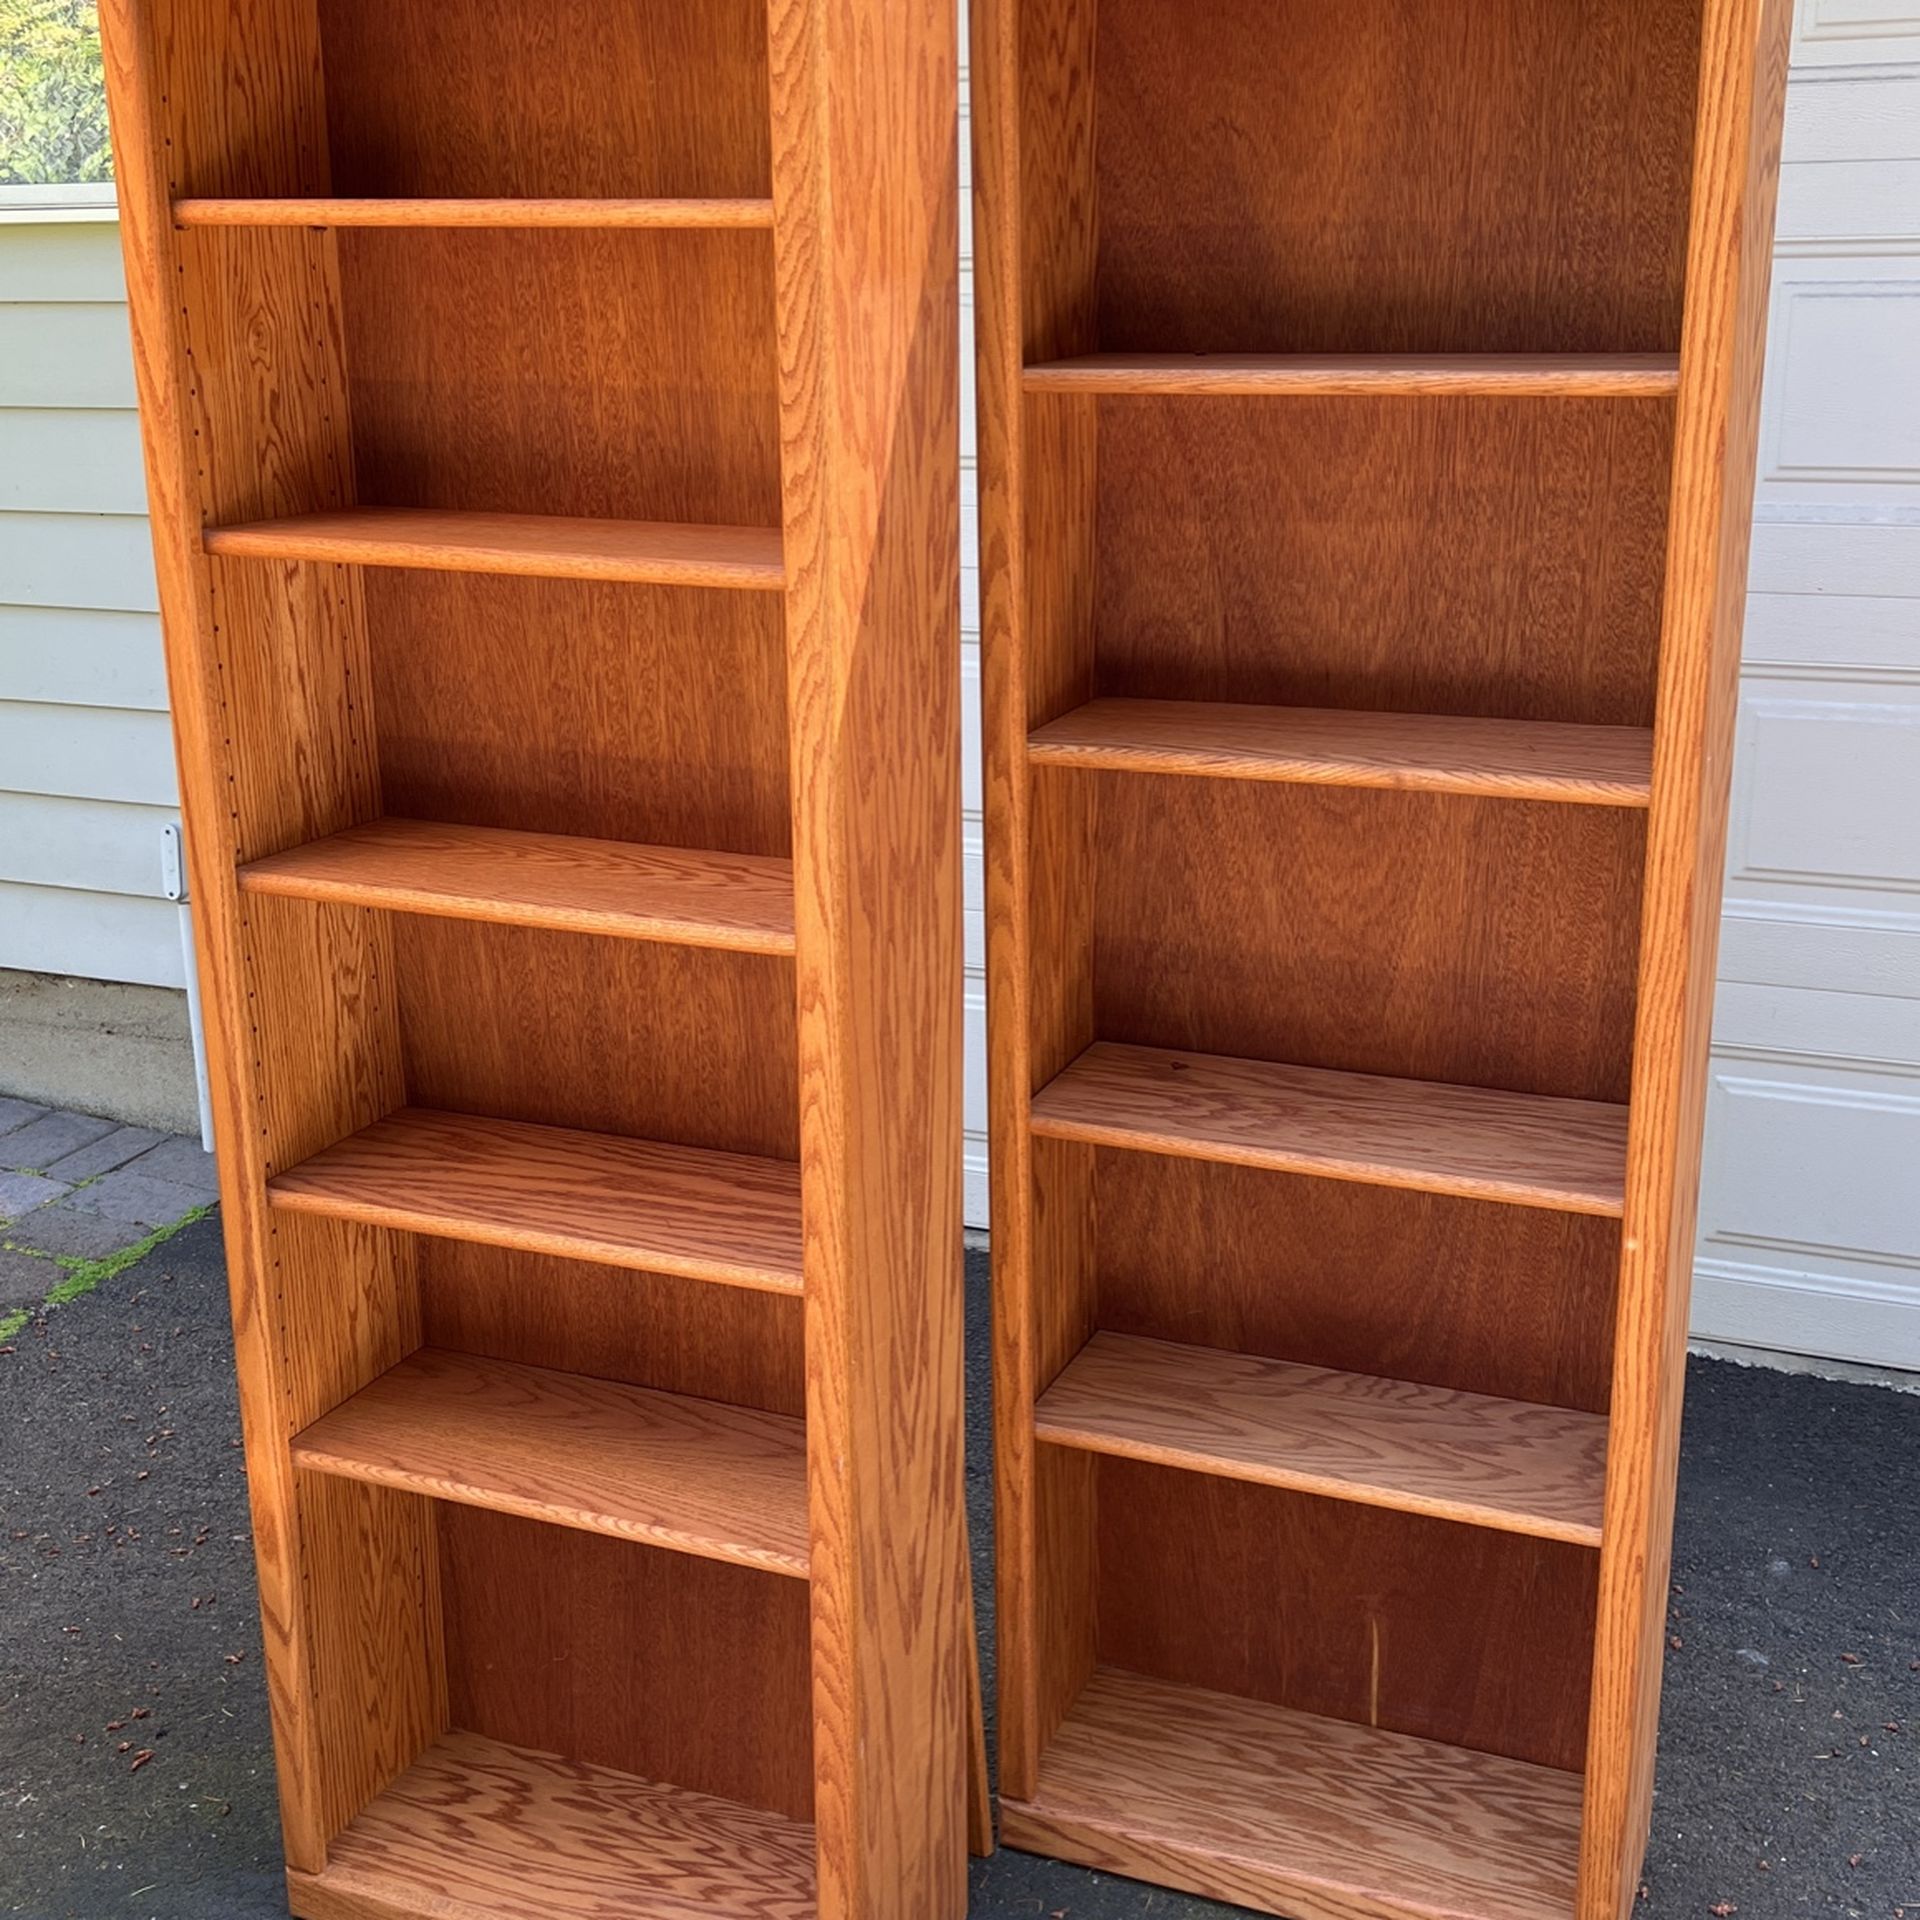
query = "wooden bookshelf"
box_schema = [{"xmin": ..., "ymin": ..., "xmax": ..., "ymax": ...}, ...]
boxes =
[
  {"xmin": 101, "ymin": 0, "xmax": 977, "ymax": 1914},
  {"xmin": 972, "ymin": 0, "xmax": 1790, "ymax": 1914}
]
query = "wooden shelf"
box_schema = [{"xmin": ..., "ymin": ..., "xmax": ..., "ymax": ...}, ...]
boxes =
[
  {"xmin": 1030, "ymin": 1044, "xmax": 1629, "ymax": 1216},
  {"xmin": 175, "ymin": 196, "xmax": 777, "ymax": 230},
  {"xmin": 1035, "ymin": 1333, "xmax": 1606, "ymax": 1546},
  {"xmin": 1001, "ymin": 1669, "xmax": 1581, "ymax": 1920},
  {"xmin": 1021, "ymin": 353, "xmax": 1681, "ymax": 397},
  {"xmin": 1029, "ymin": 698, "xmax": 1654, "ymax": 807},
  {"xmin": 287, "ymin": 1729, "xmax": 817, "ymax": 1920},
  {"xmin": 268, "ymin": 1109, "xmax": 803, "ymax": 1295},
  {"xmin": 202, "ymin": 508, "xmax": 786, "ymax": 590},
  {"xmin": 293, "ymin": 1348, "xmax": 808, "ymax": 1576},
  {"xmin": 239, "ymin": 818, "xmax": 796, "ymax": 953}
]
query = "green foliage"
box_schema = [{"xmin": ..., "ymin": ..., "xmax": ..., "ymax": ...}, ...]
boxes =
[{"xmin": 0, "ymin": 0, "xmax": 110, "ymax": 185}]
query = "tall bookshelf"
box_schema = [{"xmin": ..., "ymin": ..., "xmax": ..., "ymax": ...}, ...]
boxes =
[
  {"xmin": 100, "ymin": 2, "xmax": 978, "ymax": 1915},
  {"xmin": 972, "ymin": 1, "xmax": 1790, "ymax": 1917}
]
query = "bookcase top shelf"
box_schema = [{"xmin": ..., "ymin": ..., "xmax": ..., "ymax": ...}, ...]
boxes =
[
  {"xmin": 173, "ymin": 197, "xmax": 777, "ymax": 230},
  {"xmin": 269, "ymin": 1109, "xmax": 805, "ymax": 1295},
  {"xmin": 1029, "ymin": 699, "xmax": 1655, "ymax": 807},
  {"xmin": 240, "ymin": 819, "xmax": 797, "ymax": 954},
  {"xmin": 1031, "ymin": 1043, "xmax": 1629, "ymax": 1216},
  {"xmin": 294, "ymin": 1348, "xmax": 810, "ymax": 1576},
  {"xmin": 1021, "ymin": 354, "xmax": 1682, "ymax": 397},
  {"xmin": 1035, "ymin": 1332, "xmax": 1606, "ymax": 1546},
  {"xmin": 203, "ymin": 508, "xmax": 787, "ymax": 591}
]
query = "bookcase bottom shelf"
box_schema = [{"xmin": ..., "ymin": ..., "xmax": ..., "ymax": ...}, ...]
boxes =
[
  {"xmin": 286, "ymin": 1729, "xmax": 816, "ymax": 1920},
  {"xmin": 1000, "ymin": 1669, "xmax": 1581, "ymax": 1920}
]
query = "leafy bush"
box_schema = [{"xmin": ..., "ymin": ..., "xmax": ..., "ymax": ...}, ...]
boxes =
[{"xmin": 0, "ymin": 0, "xmax": 111, "ymax": 185}]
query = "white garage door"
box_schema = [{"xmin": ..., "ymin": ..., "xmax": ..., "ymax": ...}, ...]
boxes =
[{"xmin": 1693, "ymin": 4, "xmax": 1920, "ymax": 1371}]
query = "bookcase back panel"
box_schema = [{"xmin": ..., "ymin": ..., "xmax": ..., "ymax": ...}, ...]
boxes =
[
  {"xmin": 438, "ymin": 1506, "xmax": 815, "ymax": 1822},
  {"xmin": 1092, "ymin": 1457, "xmax": 1597, "ymax": 1773},
  {"xmin": 421, "ymin": 1242, "xmax": 805, "ymax": 1417},
  {"xmin": 317, "ymin": 0, "xmax": 773, "ymax": 200},
  {"xmin": 1090, "ymin": 397, "xmax": 1674, "ymax": 729},
  {"xmin": 1086, "ymin": 775, "xmax": 1645, "ymax": 1103},
  {"xmin": 1071, "ymin": 0, "xmax": 1701, "ymax": 355},
  {"xmin": 393, "ymin": 919, "xmax": 799, "ymax": 1161},
  {"xmin": 368, "ymin": 576, "xmax": 791, "ymax": 860},
  {"xmin": 1091, "ymin": 1155, "xmax": 1619, "ymax": 1415},
  {"xmin": 338, "ymin": 230, "xmax": 782, "ymax": 527}
]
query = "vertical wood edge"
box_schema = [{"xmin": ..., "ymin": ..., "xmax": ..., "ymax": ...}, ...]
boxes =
[
  {"xmin": 1580, "ymin": 2, "xmax": 1793, "ymax": 1915},
  {"xmin": 969, "ymin": 0, "xmax": 1047, "ymax": 1807},
  {"xmin": 94, "ymin": 0, "xmax": 333, "ymax": 1873},
  {"xmin": 768, "ymin": 0, "xmax": 972, "ymax": 1912}
]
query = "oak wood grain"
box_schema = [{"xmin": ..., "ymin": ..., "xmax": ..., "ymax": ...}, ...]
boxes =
[
  {"xmin": 287, "ymin": 1729, "xmax": 816, "ymax": 1920},
  {"xmin": 203, "ymin": 508, "xmax": 785, "ymax": 590},
  {"xmin": 1581, "ymin": 4, "xmax": 1795, "ymax": 1916},
  {"xmin": 1037, "ymin": 1333, "xmax": 1606, "ymax": 1545},
  {"xmin": 1033, "ymin": 1044, "xmax": 1630, "ymax": 1215},
  {"xmin": 1030, "ymin": 699, "xmax": 1654, "ymax": 807},
  {"xmin": 292, "ymin": 1348, "xmax": 808, "ymax": 1577},
  {"xmin": 769, "ymin": 0, "xmax": 975, "ymax": 1903},
  {"xmin": 239, "ymin": 818, "xmax": 796, "ymax": 953},
  {"xmin": 176, "ymin": 197, "xmax": 775, "ymax": 229},
  {"xmin": 268, "ymin": 1109, "xmax": 803, "ymax": 1295},
  {"xmin": 1024, "ymin": 354, "xmax": 1681, "ymax": 396},
  {"xmin": 1001, "ymin": 1669, "xmax": 1582, "ymax": 1920}
]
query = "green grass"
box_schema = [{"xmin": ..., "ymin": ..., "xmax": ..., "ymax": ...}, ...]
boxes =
[{"xmin": 0, "ymin": 1204, "xmax": 210, "ymax": 1342}]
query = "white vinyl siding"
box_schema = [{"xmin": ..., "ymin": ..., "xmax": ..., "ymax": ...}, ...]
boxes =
[{"xmin": 0, "ymin": 199, "xmax": 182, "ymax": 991}]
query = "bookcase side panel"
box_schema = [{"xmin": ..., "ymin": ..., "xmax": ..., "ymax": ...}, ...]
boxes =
[
  {"xmin": 768, "ymin": 0, "xmax": 971, "ymax": 1911},
  {"xmin": 1582, "ymin": 0, "xmax": 1794, "ymax": 1913},
  {"xmin": 98, "ymin": 0, "xmax": 438, "ymax": 1869}
]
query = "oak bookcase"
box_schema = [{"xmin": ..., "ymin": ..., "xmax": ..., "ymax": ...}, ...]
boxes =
[
  {"xmin": 100, "ymin": 2, "xmax": 980, "ymax": 1915},
  {"xmin": 972, "ymin": 2, "xmax": 1790, "ymax": 1917}
]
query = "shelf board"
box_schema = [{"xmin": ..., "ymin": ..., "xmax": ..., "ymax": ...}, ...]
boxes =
[
  {"xmin": 1028, "ymin": 698, "xmax": 1653, "ymax": 808},
  {"xmin": 202, "ymin": 507, "xmax": 786, "ymax": 591},
  {"xmin": 287, "ymin": 1728, "xmax": 816, "ymax": 1920},
  {"xmin": 1022, "ymin": 352, "xmax": 1680, "ymax": 397},
  {"xmin": 268, "ymin": 1109, "xmax": 803, "ymax": 1295},
  {"xmin": 1035, "ymin": 1333, "xmax": 1605, "ymax": 1546},
  {"xmin": 1001, "ymin": 1668, "xmax": 1580, "ymax": 1920},
  {"xmin": 238, "ymin": 818, "xmax": 796, "ymax": 954},
  {"xmin": 1030, "ymin": 1044, "xmax": 1628, "ymax": 1216},
  {"xmin": 174, "ymin": 196, "xmax": 776, "ymax": 230},
  {"xmin": 293, "ymin": 1348, "xmax": 808, "ymax": 1576}
]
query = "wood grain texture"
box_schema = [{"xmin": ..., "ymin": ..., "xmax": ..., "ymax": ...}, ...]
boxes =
[
  {"xmin": 768, "ymin": 0, "xmax": 973, "ymax": 1905},
  {"xmin": 1087, "ymin": 776, "xmax": 1645, "ymax": 1104},
  {"xmin": 438, "ymin": 1509, "xmax": 815, "ymax": 1824},
  {"xmin": 369, "ymin": 574, "xmax": 791, "ymax": 861},
  {"xmin": 1001, "ymin": 1669, "xmax": 1582, "ymax": 1920},
  {"xmin": 1033, "ymin": 1044, "xmax": 1630, "ymax": 1215},
  {"xmin": 286, "ymin": 1729, "xmax": 816, "ymax": 1920},
  {"xmin": 1024, "ymin": 354, "xmax": 1680, "ymax": 396},
  {"xmin": 239, "ymin": 818, "xmax": 796, "ymax": 953},
  {"xmin": 176, "ymin": 197, "xmax": 775, "ymax": 229},
  {"xmin": 293, "ymin": 1348, "xmax": 809, "ymax": 1576},
  {"xmin": 98, "ymin": 0, "xmax": 438, "ymax": 1869},
  {"xmin": 1030, "ymin": 699, "xmax": 1654, "ymax": 807},
  {"xmin": 315, "ymin": 0, "xmax": 772, "ymax": 201},
  {"xmin": 976, "ymin": 0, "xmax": 1103, "ymax": 1804},
  {"xmin": 1086, "ymin": 0, "xmax": 1700, "ymax": 355},
  {"xmin": 1581, "ymin": 4, "xmax": 1794, "ymax": 1917},
  {"xmin": 1092, "ymin": 1154, "xmax": 1621, "ymax": 1415},
  {"xmin": 204, "ymin": 508, "xmax": 785, "ymax": 590},
  {"xmin": 1092, "ymin": 395, "xmax": 1674, "ymax": 729},
  {"xmin": 1095, "ymin": 1460, "xmax": 1598, "ymax": 1773},
  {"xmin": 1037, "ymin": 1333, "xmax": 1606, "ymax": 1545},
  {"xmin": 268, "ymin": 1110, "xmax": 803, "ymax": 1295}
]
